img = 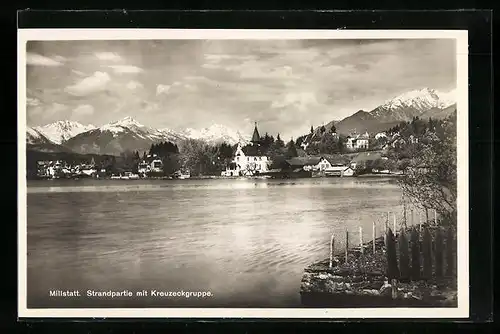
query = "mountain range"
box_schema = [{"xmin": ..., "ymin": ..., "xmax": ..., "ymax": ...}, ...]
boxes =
[
  {"xmin": 27, "ymin": 116, "xmax": 251, "ymax": 156},
  {"xmin": 313, "ymin": 88, "xmax": 456, "ymax": 137},
  {"xmin": 26, "ymin": 87, "xmax": 456, "ymax": 156}
]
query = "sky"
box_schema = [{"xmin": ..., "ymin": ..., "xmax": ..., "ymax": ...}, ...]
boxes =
[{"xmin": 25, "ymin": 39, "xmax": 457, "ymax": 139}]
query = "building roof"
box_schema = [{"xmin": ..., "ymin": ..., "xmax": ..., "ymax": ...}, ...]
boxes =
[
  {"xmin": 241, "ymin": 145, "xmax": 266, "ymax": 156},
  {"xmin": 350, "ymin": 151, "xmax": 383, "ymax": 163},
  {"xmin": 251, "ymin": 122, "xmax": 260, "ymax": 143},
  {"xmin": 321, "ymin": 154, "xmax": 350, "ymax": 165},
  {"xmin": 286, "ymin": 157, "xmax": 322, "ymax": 167},
  {"xmin": 326, "ymin": 165, "xmax": 351, "ymax": 171}
]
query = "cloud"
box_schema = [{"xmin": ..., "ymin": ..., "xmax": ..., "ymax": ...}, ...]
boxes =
[
  {"xmin": 156, "ymin": 84, "xmax": 171, "ymax": 95},
  {"xmin": 27, "ymin": 97, "xmax": 41, "ymax": 107},
  {"xmin": 95, "ymin": 52, "xmax": 122, "ymax": 62},
  {"xmin": 108, "ymin": 65, "xmax": 143, "ymax": 74},
  {"xmin": 64, "ymin": 71, "xmax": 111, "ymax": 96},
  {"xmin": 26, "ymin": 39, "xmax": 456, "ymax": 138},
  {"xmin": 73, "ymin": 104, "xmax": 95, "ymax": 116},
  {"xmin": 71, "ymin": 69, "xmax": 86, "ymax": 76},
  {"xmin": 53, "ymin": 55, "xmax": 67, "ymax": 62},
  {"xmin": 26, "ymin": 52, "xmax": 64, "ymax": 66},
  {"xmin": 271, "ymin": 92, "xmax": 320, "ymax": 111},
  {"xmin": 126, "ymin": 80, "xmax": 144, "ymax": 90}
]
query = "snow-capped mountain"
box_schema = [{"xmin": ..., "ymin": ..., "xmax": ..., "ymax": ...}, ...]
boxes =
[
  {"xmin": 371, "ymin": 88, "xmax": 456, "ymax": 122},
  {"xmin": 64, "ymin": 116, "xmax": 187, "ymax": 155},
  {"xmin": 179, "ymin": 124, "xmax": 250, "ymax": 145},
  {"xmin": 34, "ymin": 120, "xmax": 96, "ymax": 144},
  {"xmin": 378, "ymin": 88, "xmax": 455, "ymax": 112},
  {"xmin": 26, "ymin": 126, "xmax": 51, "ymax": 145},
  {"xmin": 332, "ymin": 87, "xmax": 457, "ymax": 135},
  {"xmin": 26, "ymin": 126, "xmax": 72, "ymax": 153}
]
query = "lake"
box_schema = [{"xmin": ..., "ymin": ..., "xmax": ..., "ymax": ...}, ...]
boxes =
[{"xmin": 26, "ymin": 177, "xmax": 405, "ymax": 308}]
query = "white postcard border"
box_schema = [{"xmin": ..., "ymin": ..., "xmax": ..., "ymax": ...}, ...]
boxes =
[{"xmin": 18, "ymin": 28, "xmax": 469, "ymax": 319}]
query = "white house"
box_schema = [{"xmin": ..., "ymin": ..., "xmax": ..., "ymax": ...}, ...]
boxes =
[
  {"xmin": 375, "ymin": 132, "xmax": 387, "ymax": 140},
  {"xmin": 346, "ymin": 131, "xmax": 370, "ymax": 150},
  {"xmin": 221, "ymin": 123, "xmax": 270, "ymax": 177},
  {"xmin": 302, "ymin": 157, "xmax": 331, "ymax": 172},
  {"xmin": 324, "ymin": 165, "xmax": 355, "ymax": 177},
  {"xmin": 138, "ymin": 154, "xmax": 164, "ymax": 175},
  {"xmin": 150, "ymin": 158, "xmax": 163, "ymax": 173}
]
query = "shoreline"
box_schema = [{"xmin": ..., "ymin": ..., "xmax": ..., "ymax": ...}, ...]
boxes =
[
  {"xmin": 27, "ymin": 173, "xmax": 402, "ymax": 182},
  {"xmin": 300, "ymin": 226, "xmax": 458, "ymax": 308}
]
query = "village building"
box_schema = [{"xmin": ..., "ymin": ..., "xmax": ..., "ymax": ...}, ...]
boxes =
[
  {"xmin": 221, "ymin": 123, "xmax": 270, "ymax": 177},
  {"xmin": 138, "ymin": 154, "xmax": 163, "ymax": 175},
  {"xmin": 375, "ymin": 132, "xmax": 387, "ymax": 140},
  {"xmin": 346, "ymin": 131, "xmax": 370, "ymax": 150},
  {"xmin": 324, "ymin": 165, "xmax": 355, "ymax": 177},
  {"xmin": 283, "ymin": 155, "xmax": 354, "ymax": 177}
]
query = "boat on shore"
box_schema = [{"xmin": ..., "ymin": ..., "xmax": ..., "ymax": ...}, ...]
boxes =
[{"xmin": 110, "ymin": 172, "xmax": 140, "ymax": 180}]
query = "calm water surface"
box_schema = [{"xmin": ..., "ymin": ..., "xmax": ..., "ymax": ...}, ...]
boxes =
[{"xmin": 27, "ymin": 177, "xmax": 403, "ymax": 308}]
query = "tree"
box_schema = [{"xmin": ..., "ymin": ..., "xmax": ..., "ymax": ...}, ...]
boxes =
[
  {"xmin": 285, "ymin": 139, "xmax": 298, "ymax": 158},
  {"xmin": 310, "ymin": 125, "xmax": 314, "ymax": 134},
  {"xmin": 319, "ymin": 132, "xmax": 338, "ymax": 154},
  {"xmin": 275, "ymin": 133, "xmax": 285, "ymax": 148},
  {"xmin": 178, "ymin": 139, "xmax": 222, "ymax": 176},
  {"xmin": 330, "ymin": 123, "xmax": 336, "ymax": 134},
  {"xmin": 305, "ymin": 141, "xmax": 320, "ymax": 155},
  {"xmin": 394, "ymin": 113, "xmax": 457, "ymax": 222}
]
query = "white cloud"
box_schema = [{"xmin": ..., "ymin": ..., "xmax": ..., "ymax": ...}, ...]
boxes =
[
  {"xmin": 71, "ymin": 69, "xmax": 85, "ymax": 76},
  {"xmin": 64, "ymin": 71, "xmax": 111, "ymax": 96},
  {"xmin": 73, "ymin": 104, "xmax": 95, "ymax": 116},
  {"xmin": 26, "ymin": 52, "xmax": 64, "ymax": 66},
  {"xmin": 142, "ymin": 102, "xmax": 160, "ymax": 113},
  {"xmin": 44, "ymin": 103, "xmax": 67, "ymax": 117},
  {"xmin": 53, "ymin": 55, "xmax": 67, "ymax": 62},
  {"xmin": 271, "ymin": 92, "xmax": 319, "ymax": 111},
  {"xmin": 27, "ymin": 97, "xmax": 41, "ymax": 107},
  {"xmin": 126, "ymin": 80, "xmax": 144, "ymax": 90},
  {"xmin": 156, "ymin": 84, "xmax": 171, "ymax": 95},
  {"xmin": 108, "ymin": 65, "xmax": 143, "ymax": 74},
  {"xmin": 95, "ymin": 52, "xmax": 122, "ymax": 62}
]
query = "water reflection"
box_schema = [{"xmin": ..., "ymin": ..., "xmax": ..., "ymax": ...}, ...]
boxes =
[{"xmin": 27, "ymin": 178, "xmax": 403, "ymax": 308}]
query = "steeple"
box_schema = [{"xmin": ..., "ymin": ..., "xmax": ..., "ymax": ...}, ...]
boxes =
[{"xmin": 251, "ymin": 122, "xmax": 260, "ymax": 144}]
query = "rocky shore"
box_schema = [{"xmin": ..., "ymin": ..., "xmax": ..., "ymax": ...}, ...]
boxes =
[{"xmin": 300, "ymin": 233, "xmax": 458, "ymax": 307}]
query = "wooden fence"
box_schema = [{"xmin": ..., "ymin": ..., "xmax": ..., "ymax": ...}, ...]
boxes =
[
  {"xmin": 327, "ymin": 208, "xmax": 456, "ymax": 281},
  {"xmin": 386, "ymin": 225, "xmax": 456, "ymax": 281}
]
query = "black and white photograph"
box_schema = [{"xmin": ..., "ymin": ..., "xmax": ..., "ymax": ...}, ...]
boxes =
[{"xmin": 18, "ymin": 29, "xmax": 468, "ymax": 318}]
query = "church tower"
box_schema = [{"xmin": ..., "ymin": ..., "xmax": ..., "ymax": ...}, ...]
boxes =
[{"xmin": 251, "ymin": 122, "xmax": 260, "ymax": 146}]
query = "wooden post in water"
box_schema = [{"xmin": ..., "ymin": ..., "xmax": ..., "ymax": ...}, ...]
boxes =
[
  {"xmin": 422, "ymin": 227, "xmax": 433, "ymax": 280},
  {"xmin": 386, "ymin": 228, "xmax": 399, "ymax": 280},
  {"xmin": 410, "ymin": 227, "xmax": 421, "ymax": 280},
  {"xmin": 359, "ymin": 226, "xmax": 363, "ymax": 254},
  {"xmin": 403, "ymin": 200, "xmax": 407, "ymax": 227},
  {"xmin": 419, "ymin": 210, "xmax": 423, "ymax": 235},
  {"xmin": 391, "ymin": 279, "xmax": 398, "ymax": 299},
  {"xmin": 383, "ymin": 219, "xmax": 387, "ymax": 247},
  {"xmin": 345, "ymin": 229, "xmax": 349, "ymax": 264},
  {"xmin": 435, "ymin": 228, "xmax": 444, "ymax": 277},
  {"xmin": 372, "ymin": 221, "xmax": 376, "ymax": 253},
  {"xmin": 398, "ymin": 228, "xmax": 410, "ymax": 281},
  {"xmin": 393, "ymin": 212, "xmax": 397, "ymax": 234},
  {"xmin": 329, "ymin": 234, "xmax": 335, "ymax": 269},
  {"xmin": 445, "ymin": 227, "xmax": 455, "ymax": 276}
]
